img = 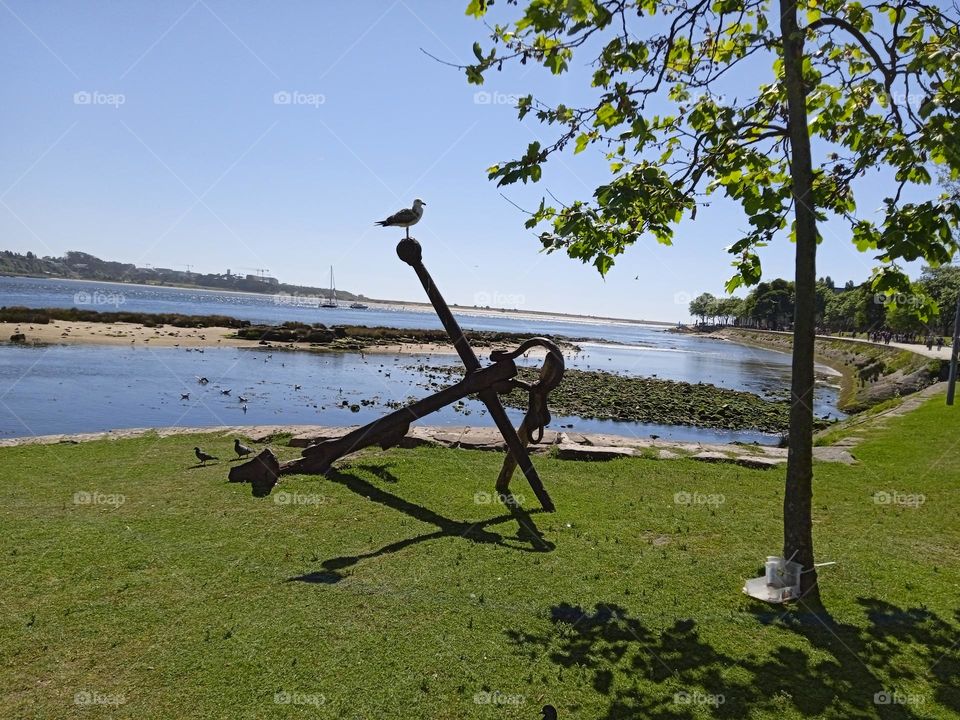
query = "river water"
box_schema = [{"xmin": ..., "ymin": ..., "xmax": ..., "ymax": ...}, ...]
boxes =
[{"xmin": 0, "ymin": 276, "xmax": 843, "ymax": 443}]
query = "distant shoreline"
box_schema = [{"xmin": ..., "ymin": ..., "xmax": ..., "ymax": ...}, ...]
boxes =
[{"xmin": 0, "ymin": 272, "xmax": 677, "ymax": 328}]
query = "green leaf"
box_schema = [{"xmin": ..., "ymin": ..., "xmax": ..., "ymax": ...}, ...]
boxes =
[{"xmin": 465, "ymin": 0, "xmax": 487, "ymax": 18}]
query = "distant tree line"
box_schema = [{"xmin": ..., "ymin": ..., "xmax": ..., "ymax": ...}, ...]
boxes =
[{"xmin": 689, "ymin": 266, "xmax": 960, "ymax": 337}]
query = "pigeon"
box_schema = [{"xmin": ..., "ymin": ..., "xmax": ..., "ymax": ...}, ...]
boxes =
[
  {"xmin": 234, "ymin": 438, "xmax": 253, "ymax": 459},
  {"xmin": 541, "ymin": 706, "xmax": 558, "ymax": 720},
  {"xmin": 375, "ymin": 199, "xmax": 426, "ymax": 238},
  {"xmin": 194, "ymin": 447, "xmax": 218, "ymax": 465}
]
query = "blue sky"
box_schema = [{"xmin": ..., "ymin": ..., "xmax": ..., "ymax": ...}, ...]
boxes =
[{"xmin": 0, "ymin": 0, "xmax": 938, "ymax": 321}]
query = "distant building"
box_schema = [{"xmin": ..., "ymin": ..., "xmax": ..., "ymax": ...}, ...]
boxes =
[{"xmin": 245, "ymin": 274, "xmax": 279, "ymax": 286}]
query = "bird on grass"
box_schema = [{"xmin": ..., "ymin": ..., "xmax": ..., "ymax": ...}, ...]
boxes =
[
  {"xmin": 375, "ymin": 199, "xmax": 425, "ymax": 239},
  {"xmin": 541, "ymin": 705, "xmax": 558, "ymax": 720},
  {"xmin": 234, "ymin": 438, "xmax": 253, "ymax": 460},
  {"xmin": 194, "ymin": 447, "xmax": 218, "ymax": 465}
]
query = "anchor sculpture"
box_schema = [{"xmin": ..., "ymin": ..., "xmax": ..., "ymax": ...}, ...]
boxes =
[{"xmin": 229, "ymin": 237, "xmax": 565, "ymax": 511}]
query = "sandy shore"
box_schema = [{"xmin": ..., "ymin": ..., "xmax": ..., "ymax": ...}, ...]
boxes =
[
  {"xmin": 1, "ymin": 321, "xmax": 260, "ymax": 348},
  {"xmin": 0, "ymin": 321, "xmax": 535, "ymax": 357}
]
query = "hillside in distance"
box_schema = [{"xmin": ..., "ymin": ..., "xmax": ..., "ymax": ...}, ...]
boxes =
[{"xmin": 0, "ymin": 250, "xmax": 365, "ymax": 302}]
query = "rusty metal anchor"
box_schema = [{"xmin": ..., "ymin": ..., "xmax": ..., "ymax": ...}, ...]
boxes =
[{"xmin": 229, "ymin": 237, "xmax": 565, "ymax": 511}]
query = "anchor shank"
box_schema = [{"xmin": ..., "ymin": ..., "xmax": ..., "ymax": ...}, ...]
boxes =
[{"xmin": 397, "ymin": 239, "xmax": 480, "ymax": 372}]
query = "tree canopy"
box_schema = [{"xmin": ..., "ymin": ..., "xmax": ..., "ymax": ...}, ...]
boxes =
[{"xmin": 463, "ymin": 0, "xmax": 960, "ymax": 301}]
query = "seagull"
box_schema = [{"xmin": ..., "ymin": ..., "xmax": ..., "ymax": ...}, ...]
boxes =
[
  {"xmin": 197, "ymin": 376, "xmax": 209, "ymax": 385},
  {"xmin": 180, "ymin": 393, "xmax": 190, "ymax": 401},
  {"xmin": 194, "ymin": 447, "xmax": 218, "ymax": 465},
  {"xmin": 234, "ymin": 438, "xmax": 254, "ymax": 459},
  {"xmin": 238, "ymin": 395, "xmax": 248, "ymax": 403},
  {"xmin": 375, "ymin": 199, "xmax": 426, "ymax": 238},
  {"xmin": 220, "ymin": 389, "xmax": 231, "ymax": 396}
]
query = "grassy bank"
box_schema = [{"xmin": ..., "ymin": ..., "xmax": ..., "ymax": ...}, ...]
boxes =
[
  {"xmin": 1, "ymin": 393, "xmax": 957, "ymax": 718},
  {"xmin": 712, "ymin": 328, "xmax": 942, "ymax": 412}
]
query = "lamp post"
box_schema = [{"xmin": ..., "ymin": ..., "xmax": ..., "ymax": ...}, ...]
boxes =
[{"xmin": 947, "ymin": 291, "xmax": 960, "ymax": 406}]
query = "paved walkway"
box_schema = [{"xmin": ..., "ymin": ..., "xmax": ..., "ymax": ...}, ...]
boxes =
[
  {"xmin": 823, "ymin": 334, "xmax": 954, "ymax": 360},
  {"xmin": 736, "ymin": 328, "xmax": 955, "ymax": 361}
]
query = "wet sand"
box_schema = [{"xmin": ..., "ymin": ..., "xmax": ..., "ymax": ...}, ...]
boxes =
[{"xmin": 0, "ymin": 321, "xmax": 530, "ymax": 356}]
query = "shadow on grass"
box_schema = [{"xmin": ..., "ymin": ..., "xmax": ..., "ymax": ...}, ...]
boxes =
[
  {"xmin": 289, "ymin": 465, "xmax": 553, "ymax": 585},
  {"xmin": 507, "ymin": 599, "xmax": 959, "ymax": 719}
]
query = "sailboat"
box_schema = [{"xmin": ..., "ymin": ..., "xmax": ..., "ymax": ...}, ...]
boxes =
[{"xmin": 321, "ymin": 266, "xmax": 337, "ymax": 308}]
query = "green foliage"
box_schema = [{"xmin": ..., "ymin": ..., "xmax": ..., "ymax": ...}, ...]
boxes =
[{"xmin": 464, "ymin": 0, "xmax": 960, "ymax": 289}]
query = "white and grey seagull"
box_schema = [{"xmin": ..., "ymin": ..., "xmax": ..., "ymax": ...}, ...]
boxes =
[{"xmin": 375, "ymin": 199, "xmax": 426, "ymax": 238}]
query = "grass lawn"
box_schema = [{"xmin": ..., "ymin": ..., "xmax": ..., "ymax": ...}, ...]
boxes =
[{"xmin": 1, "ymin": 395, "xmax": 958, "ymax": 719}]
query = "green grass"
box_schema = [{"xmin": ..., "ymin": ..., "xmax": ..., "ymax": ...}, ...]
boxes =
[{"xmin": 1, "ymin": 396, "xmax": 958, "ymax": 718}]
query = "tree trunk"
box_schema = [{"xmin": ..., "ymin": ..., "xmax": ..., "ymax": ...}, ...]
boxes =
[{"xmin": 779, "ymin": 0, "xmax": 819, "ymax": 599}]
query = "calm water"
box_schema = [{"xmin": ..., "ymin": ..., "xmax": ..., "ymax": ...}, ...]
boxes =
[{"xmin": 0, "ymin": 276, "xmax": 843, "ymax": 443}]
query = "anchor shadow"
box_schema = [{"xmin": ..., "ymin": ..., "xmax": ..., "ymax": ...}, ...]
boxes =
[{"xmin": 289, "ymin": 464, "xmax": 554, "ymax": 585}]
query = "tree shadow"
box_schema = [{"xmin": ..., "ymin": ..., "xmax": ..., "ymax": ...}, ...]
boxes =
[
  {"xmin": 506, "ymin": 599, "xmax": 959, "ymax": 718},
  {"xmin": 288, "ymin": 465, "xmax": 554, "ymax": 584}
]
